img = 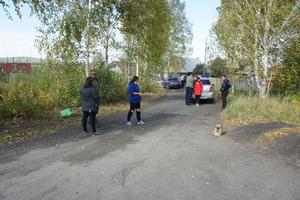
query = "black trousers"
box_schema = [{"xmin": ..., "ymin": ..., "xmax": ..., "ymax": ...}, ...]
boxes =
[
  {"xmin": 195, "ymin": 95, "xmax": 201, "ymax": 104},
  {"xmin": 222, "ymin": 92, "xmax": 228, "ymax": 109},
  {"xmin": 127, "ymin": 103, "xmax": 141, "ymax": 122},
  {"xmin": 82, "ymin": 111, "xmax": 96, "ymax": 132}
]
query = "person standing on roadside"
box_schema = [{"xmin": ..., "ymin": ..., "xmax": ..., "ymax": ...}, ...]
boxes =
[
  {"xmin": 185, "ymin": 73, "xmax": 194, "ymax": 105},
  {"xmin": 89, "ymin": 69, "xmax": 100, "ymax": 124},
  {"xmin": 194, "ymin": 77, "xmax": 203, "ymax": 106},
  {"xmin": 126, "ymin": 76, "xmax": 144, "ymax": 126},
  {"xmin": 80, "ymin": 77, "xmax": 100, "ymax": 135},
  {"xmin": 220, "ymin": 75, "xmax": 231, "ymax": 109}
]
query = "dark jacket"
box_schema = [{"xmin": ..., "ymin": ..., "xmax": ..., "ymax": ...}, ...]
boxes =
[
  {"xmin": 221, "ymin": 79, "xmax": 231, "ymax": 94},
  {"xmin": 80, "ymin": 87, "xmax": 99, "ymax": 112},
  {"xmin": 128, "ymin": 81, "xmax": 141, "ymax": 103},
  {"xmin": 91, "ymin": 78, "xmax": 100, "ymax": 96}
]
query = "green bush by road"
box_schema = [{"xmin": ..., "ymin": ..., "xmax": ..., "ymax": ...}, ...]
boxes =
[{"xmin": 0, "ymin": 61, "xmax": 160, "ymax": 120}]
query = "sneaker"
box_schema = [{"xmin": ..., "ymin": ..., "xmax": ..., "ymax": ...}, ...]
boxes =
[
  {"xmin": 137, "ymin": 120, "xmax": 145, "ymax": 125},
  {"xmin": 195, "ymin": 103, "xmax": 199, "ymax": 106},
  {"xmin": 126, "ymin": 121, "xmax": 132, "ymax": 126},
  {"xmin": 93, "ymin": 132, "xmax": 100, "ymax": 135},
  {"xmin": 81, "ymin": 131, "xmax": 88, "ymax": 134}
]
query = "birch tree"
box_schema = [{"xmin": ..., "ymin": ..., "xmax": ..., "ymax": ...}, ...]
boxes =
[{"xmin": 215, "ymin": 0, "xmax": 300, "ymax": 97}]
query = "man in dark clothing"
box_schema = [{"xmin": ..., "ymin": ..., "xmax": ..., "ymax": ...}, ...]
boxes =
[
  {"xmin": 220, "ymin": 75, "xmax": 231, "ymax": 109},
  {"xmin": 185, "ymin": 73, "xmax": 194, "ymax": 105},
  {"xmin": 89, "ymin": 69, "xmax": 100, "ymax": 125}
]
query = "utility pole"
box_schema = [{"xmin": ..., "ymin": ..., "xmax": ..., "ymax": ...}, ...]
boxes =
[{"xmin": 203, "ymin": 37, "xmax": 208, "ymax": 76}]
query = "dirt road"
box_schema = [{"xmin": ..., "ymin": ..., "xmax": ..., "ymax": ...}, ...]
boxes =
[{"xmin": 0, "ymin": 89, "xmax": 299, "ymax": 200}]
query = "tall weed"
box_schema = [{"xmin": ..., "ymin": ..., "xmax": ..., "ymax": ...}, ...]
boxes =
[{"xmin": 224, "ymin": 94, "xmax": 300, "ymax": 126}]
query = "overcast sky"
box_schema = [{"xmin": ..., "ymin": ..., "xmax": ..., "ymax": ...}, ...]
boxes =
[{"xmin": 0, "ymin": 0, "xmax": 220, "ymax": 60}]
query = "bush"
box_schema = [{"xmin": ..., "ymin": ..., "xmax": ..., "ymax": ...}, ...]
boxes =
[{"xmin": 0, "ymin": 59, "xmax": 162, "ymax": 120}]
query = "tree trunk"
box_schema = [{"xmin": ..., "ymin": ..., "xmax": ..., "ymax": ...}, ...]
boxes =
[
  {"xmin": 253, "ymin": 27, "xmax": 264, "ymax": 97},
  {"xmin": 85, "ymin": 0, "xmax": 92, "ymax": 77},
  {"xmin": 136, "ymin": 59, "xmax": 139, "ymax": 76},
  {"xmin": 263, "ymin": 1, "xmax": 272, "ymax": 97}
]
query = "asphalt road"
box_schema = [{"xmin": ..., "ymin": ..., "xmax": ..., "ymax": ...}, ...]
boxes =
[{"xmin": 0, "ymin": 89, "xmax": 299, "ymax": 200}]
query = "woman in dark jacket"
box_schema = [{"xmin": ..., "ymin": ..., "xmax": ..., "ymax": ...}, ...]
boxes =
[
  {"xmin": 80, "ymin": 77, "xmax": 100, "ymax": 135},
  {"xmin": 126, "ymin": 76, "xmax": 144, "ymax": 126}
]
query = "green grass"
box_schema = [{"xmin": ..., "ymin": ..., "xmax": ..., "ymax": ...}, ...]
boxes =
[{"xmin": 222, "ymin": 93, "xmax": 300, "ymax": 126}]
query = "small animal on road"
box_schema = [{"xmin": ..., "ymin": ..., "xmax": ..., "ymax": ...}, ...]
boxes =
[{"xmin": 213, "ymin": 124, "xmax": 224, "ymax": 137}]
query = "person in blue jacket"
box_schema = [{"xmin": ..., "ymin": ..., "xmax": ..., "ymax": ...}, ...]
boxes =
[{"xmin": 126, "ymin": 76, "xmax": 144, "ymax": 126}]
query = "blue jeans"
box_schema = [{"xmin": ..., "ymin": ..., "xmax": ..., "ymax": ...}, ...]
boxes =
[{"xmin": 185, "ymin": 87, "xmax": 193, "ymax": 105}]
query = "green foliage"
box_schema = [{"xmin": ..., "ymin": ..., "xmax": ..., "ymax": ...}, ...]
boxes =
[
  {"xmin": 118, "ymin": 0, "xmax": 172, "ymax": 73},
  {"xmin": 0, "ymin": 61, "xmax": 85, "ymax": 119},
  {"xmin": 139, "ymin": 77, "xmax": 161, "ymax": 94},
  {"xmin": 164, "ymin": 0, "xmax": 192, "ymax": 73},
  {"xmin": 275, "ymin": 34, "xmax": 300, "ymax": 91},
  {"xmin": 208, "ymin": 57, "xmax": 227, "ymax": 77},
  {"xmin": 214, "ymin": 0, "xmax": 300, "ymax": 96},
  {"xmin": 193, "ymin": 63, "xmax": 204, "ymax": 75},
  {"xmin": 0, "ymin": 59, "xmax": 162, "ymax": 120},
  {"xmin": 91, "ymin": 59, "xmax": 128, "ymax": 103}
]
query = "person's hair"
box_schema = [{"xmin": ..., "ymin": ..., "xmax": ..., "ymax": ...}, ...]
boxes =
[
  {"xmin": 131, "ymin": 75, "xmax": 139, "ymax": 83},
  {"xmin": 84, "ymin": 77, "xmax": 93, "ymax": 88},
  {"xmin": 222, "ymin": 74, "xmax": 226, "ymax": 78}
]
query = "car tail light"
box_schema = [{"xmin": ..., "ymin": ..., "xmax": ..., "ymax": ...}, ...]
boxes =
[{"xmin": 209, "ymin": 86, "xmax": 214, "ymax": 92}]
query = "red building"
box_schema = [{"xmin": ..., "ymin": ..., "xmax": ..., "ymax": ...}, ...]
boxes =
[{"xmin": 0, "ymin": 63, "xmax": 32, "ymax": 73}]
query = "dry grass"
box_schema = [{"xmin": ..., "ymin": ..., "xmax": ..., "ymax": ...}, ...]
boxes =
[
  {"xmin": 256, "ymin": 126, "xmax": 300, "ymax": 147},
  {"xmin": 222, "ymin": 95, "xmax": 300, "ymax": 127}
]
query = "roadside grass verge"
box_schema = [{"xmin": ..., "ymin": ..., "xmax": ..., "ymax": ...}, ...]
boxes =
[
  {"xmin": 222, "ymin": 93, "xmax": 300, "ymax": 126},
  {"xmin": 0, "ymin": 91, "xmax": 163, "ymax": 145},
  {"xmin": 222, "ymin": 92, "xmax": 300, "ymax": 146}
]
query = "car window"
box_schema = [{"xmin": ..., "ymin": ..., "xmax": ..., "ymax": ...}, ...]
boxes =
[
  {"xmin": 200, "ymin": 79, "xmax": 211, "ymax": 85},
  {"xmin": 168, "ymin": 78, "xmax": 178, "ymax": 81}
]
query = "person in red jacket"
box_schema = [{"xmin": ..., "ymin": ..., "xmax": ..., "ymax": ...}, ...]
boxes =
[{"xmin": 194, "ymin": 77, "xmax": 203, "ymax": 106}]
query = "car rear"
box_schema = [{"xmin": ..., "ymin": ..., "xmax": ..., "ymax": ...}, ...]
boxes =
[
  {"xmin": 200, "ymin": 78, "xmax": 214, "ymax": 100},
  {"xmin": 165, "ymin": 77, "xmax": 182, "ymax": 89}
]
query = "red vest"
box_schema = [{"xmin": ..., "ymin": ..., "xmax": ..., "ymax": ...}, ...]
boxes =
[{"xmin": 194, "ymin": 81, "xmax": 203, "ymax": 96}]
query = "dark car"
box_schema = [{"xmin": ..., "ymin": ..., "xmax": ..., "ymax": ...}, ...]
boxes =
[{"xmin": 162, "ymin": 77, "xmax": 182, "ymax": 89}]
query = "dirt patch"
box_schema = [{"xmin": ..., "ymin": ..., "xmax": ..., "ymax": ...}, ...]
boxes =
[
  {"xmin": 269, "ymin": 134, "xmax": 300, "ymax": 168},
  {"xmin": 228, "ymin": 122, "xmax": 300, "ymax": 168},
  {"xmin": 257, "ymin": 126, "xmax": 300, "ymax": 146},
  {"xmin": 227, "ymin": 122, "xmax": 290, "ymax": 143}
]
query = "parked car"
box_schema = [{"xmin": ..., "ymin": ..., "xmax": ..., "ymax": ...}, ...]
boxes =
[
  {"xmin": 193, "ymin": 77, "xmax": 215, "ymax": 103},
  {"xmin": 179, "ymin": 74, "xmax": 186, "ymax": 88},
  {"xmin": 162, "ymin": 77, "xmax": 182, "ymax": 89}
]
